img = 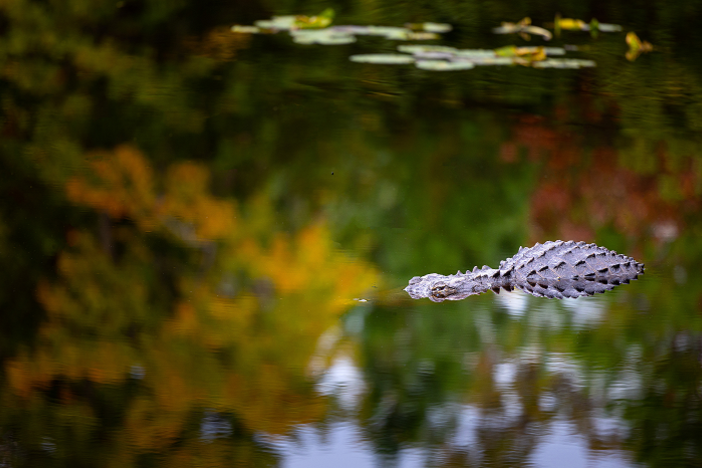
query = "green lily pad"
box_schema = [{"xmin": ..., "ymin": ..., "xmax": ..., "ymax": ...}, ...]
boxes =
[
  {"xmin": 350, "ymin": 54, "xmax": 415, "ymax": 64},
  {"xmin": 415, "ymin": 60, "xmax": 475, "ymax": 71}
]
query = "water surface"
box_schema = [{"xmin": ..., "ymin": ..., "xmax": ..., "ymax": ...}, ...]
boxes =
[{"xmin": 1, "ymin": 1, "xmax": 701, "ymax": 467}]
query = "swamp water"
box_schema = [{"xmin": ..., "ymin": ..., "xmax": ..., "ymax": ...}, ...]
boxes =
[{"xmin": 1, "ymin": 1, "xmax": 701, "ymax": 467}]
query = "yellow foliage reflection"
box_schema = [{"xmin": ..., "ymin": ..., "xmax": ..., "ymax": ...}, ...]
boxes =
[{"xmin": 6, "ymin": 144, "xmax": 379, "ymax": 456}]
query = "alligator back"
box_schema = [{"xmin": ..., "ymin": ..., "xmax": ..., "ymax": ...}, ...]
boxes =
[
  {"xmin": 404, "ymin": 240, "xmax": 644, "ymax": 301},
  {"xmin": 500, "ymin": 240, "xmax": 644, "ymax": 298}
]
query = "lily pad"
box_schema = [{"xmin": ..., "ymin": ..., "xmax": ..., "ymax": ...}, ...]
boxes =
[
  {"xmin": 350, "ymin": 54, "xmax": 415, "ymax": 64},
  {"xmin": 452, "ymin": 49, "xmax": 499, "ymax": 58},
  {"xmin": 412, "ymin": 51, "xmax": 457, "ymax": 60},
  {"xmin": 330, "ymin": 25, "xmax": 376, "ymax": 35},
  {"xmin": 365, "ymin": 26, "xmax": 411, "ymax": 40},
  {"xmin": 492, "ymin": 18, "xmax": 552, "ymax": 40},
  {"xmin": 294, "ymin": 8, "xmax": 335, "ymax": 29},
  {"xmin": 405, "ymin": 22, "xmax": 453, "ymax": 33},
  {"xmin": 397, "ymin": 45, "xmax": 458, "ymax": 54},
  {"xmin": 543, "ymin": 47, "xmax": 566, "ymax": 55},
  {"xmin": 531, "ymin": 59, "xmax": 596, "ymax": 68},
  {"xmin": 255, "ymin": 16, "xmax": 298, "ymax": 30},
  {"xmin": 422, "ymin": 22, "xmax": 453, "ymax": 33},
  {"xmin": 291, "ymin": 29, "xmax": 356, "ymax": 45},
  {"xmin": 597, "ymin": 23, "xmax": 623, "ymax": 32},
  {"xmin": 405, "ymin": 32, "xmax": 441, "ymax": 40},
  {"xmin": 466, "ymin": 56, "xmax": 516, "ymax": 66},
  {"xmin": 415, "ymin": 60, "xmax": 475, "ymax": 71}
]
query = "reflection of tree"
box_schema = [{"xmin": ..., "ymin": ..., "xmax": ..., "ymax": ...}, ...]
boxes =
[
  {"xmin": 2, "ymin": 145, "xmax": 378, "ymax": 465},
  {"xmin": 1, "ymin": 0, "xmax": 702, "ymax": 465},
  {"xmin": 501, "ymin": 116, "xmax": 702, "ymax": 246},
  {"xmin": 347, "ymin": 291, "xmax": 702, "ymax": 467}
]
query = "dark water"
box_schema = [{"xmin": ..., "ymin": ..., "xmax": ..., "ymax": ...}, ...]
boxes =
[{"xmin": 1, "ymin": 1, "xmax": 701, "ymax": 467}]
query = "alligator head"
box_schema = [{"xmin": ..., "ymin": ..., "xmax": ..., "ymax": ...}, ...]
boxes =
[{"xmin": 404, "ymin": 272, "xmax": 482, "ymax": 302}]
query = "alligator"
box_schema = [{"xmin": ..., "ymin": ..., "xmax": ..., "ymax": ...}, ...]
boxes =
[{"xmin": 405, "ymin": 240, "xmax": 644, "ymax": 302}]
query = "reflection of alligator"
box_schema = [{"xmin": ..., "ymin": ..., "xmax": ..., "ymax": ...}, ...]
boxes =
[{"xmin": 405, "ymin": 240, "xmax": 644, "ymax": 302}]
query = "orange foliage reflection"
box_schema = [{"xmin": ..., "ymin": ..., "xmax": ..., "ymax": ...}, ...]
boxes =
[{"xmin": 6, "ymin": 145, "xmax": 379, "ymax": 456}]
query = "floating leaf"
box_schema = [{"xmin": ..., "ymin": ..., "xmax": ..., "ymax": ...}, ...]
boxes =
[
  {"xmin": 531, "ymin": 59, "xmax": 596, "ymax": 68},
  {"xmin": 625, "ymin": 32, "xmax": 653, "ymax": 61},
  {"xmin": 255, "ymin": 16, "xmax": 297, "ymax": 31},
  {"xmin": 495, "ymin": 46, "xmax": 547, "ymax": 60},
  {"xmin": 494, "ymin": 46, "xmax": 517, "ymax": 57},
  {"xmin": 350, "ymin": 54, "xmax": 415, "ymax": 64},
  {"xmin": 493, "ymin": 17, "xmax": 532, "ymax": 33},
  {"xmin": 331, "ymin": 25, "xmax": 377, "ymax": 35},
  {"xmin": 415, "ymin": 60, "xmax": 475, "ymax": 71},
  {"xmin": 412, "ymin": 51, "xmax": 457, "ymax": 60},
  {"xmin": 291, "ymin": 29, "xmax": 356, "ymax": 45},
  {"xmin": 294, "ymin": 8, "xmax": 335, "ymax": 29},
  {"xmin": 365, "ymin": 26, "xmax": 412, "ymax": 40},
  {"xmin": 597, "ymin": 23, "xmax": 623, "ymax": 32},
  {"xmin": 424, "ymin": 22, "xmax": 453, "ymax": 33},
  {"xmin": 405, "ymin": 22, "xmax": 453, "ymax": 33},
  {"xmin": 543, "ymin": 47, "xmax": 566, "ymax": 55},
  {"xmin": 492, "ymin": 17, "xmax": 551, "ymax": 40},
  {"xmin": 397, "ymin": 45, "xmax": 458, "ymax": 54},
  {"xmin": 557, "ymin": 18, "xmax": 588, "ymax": 30},
  {"xmin": 452, "ymin": 49, "xmax": 496, "ymax": 58},
  {"xmin": 395, "ymin": 44, "xmax": 566, "ymax": 67},
  {"xmin": 521, "ymin": 26, "xmax": 552, "ymax": 40},
  {"xmin": 465, "ymin": 56, "xmax": 516, "ymax": 66}
]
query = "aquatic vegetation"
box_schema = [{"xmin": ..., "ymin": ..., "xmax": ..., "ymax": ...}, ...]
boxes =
[
  {"xmin": 233, "ymin": 11, "xmax": 649, "ymax": 68},
  {"xmin": 350, "ymin": 54, "xmax": 415, "ymax": 64},
  {"xmin": 492, "ymin": 17, "xmax": 553, "ymax": 41},
  {"xmin": 291, "ymin": 29, "xmax": 356, "ymax": 45},
  {"xmin": 553, "ymin": 13, "xmax": 623, "ymax": 37},
  {"xmin": 626, "ymin": 32, "xmax": 654, "ymax": 61},
  {"xmin": 415, "ymin": 60, "xmax": 475, "ymax": 71},
  {"xmin": 532, "ymin": 59, "xmax": 596, "ymax": 68},
  {"xmin": 231, "ymin": 9, "xmax": 448, "ymax": 44},
  {"xmin": 493, "ymin": 14, "xmax": 625, "ymax": 43},
  {"xmin": 293, "ymin": 8, "xmax": 335, "ymax": 29},
  {"xmin": 352, "ymin": 45, "xmax": 592, "ymax": 70},
  {"xmin": 404, "ymin": 22, "xmax": 453, "ymax": 34}
]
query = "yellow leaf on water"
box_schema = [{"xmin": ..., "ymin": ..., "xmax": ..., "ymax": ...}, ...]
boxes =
[
  {"xmin": 557, "ymin": 18, "xmax": 588, "ymax": 30},
  {"xmin": 294, "ymin": 8, "xmax": 335, "ymax": 29},
  {"xmin": 625, "ymin": 32, "xmax": 653, "ymax": 61}
]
